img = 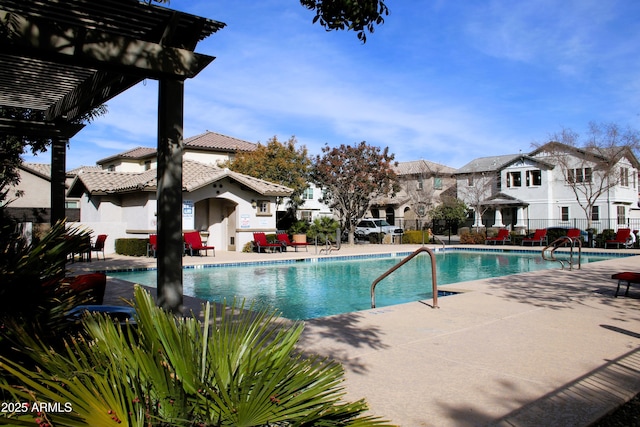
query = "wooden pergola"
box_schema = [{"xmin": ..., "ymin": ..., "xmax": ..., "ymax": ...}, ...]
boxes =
[{"xmin": 0, "ymin": 0, "xmax": 225, "ymax": 312}]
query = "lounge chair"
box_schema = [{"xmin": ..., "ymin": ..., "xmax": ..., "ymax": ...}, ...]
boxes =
[
  {"xmin": 147, "ymin": 234, "xmax": 157, "ymax": 257},
  {"xmin": 566, "ymin": 228, "xmax": 581, "ymax": 240},
  {"xmin": 611, "ymin": 272, "xmax": 640, "ymax": 297},
  {"xmin": 184, "ymin": 231, "xmax": 215, "ymax": 256},
  {"xmin": 605, "ymin": 228, "xmax": 632, "ymax": 249},
  {"xmin": 485, "ymin": 229, "xmax": 510, "ymax": 245},
  {"xmin": 91, "ymin": 234, "xmax": 107, "ymax": 260},
  {"xmin": 277, "ymin": 233, "xmax": 308, "ymax": 252},
  {"xmin": 522, "ymin": 229, "xmax": 547, "ymax": 246},
  {"xmin": 253, "ymin": 232, "xmax": 282, "ymax": 253}
]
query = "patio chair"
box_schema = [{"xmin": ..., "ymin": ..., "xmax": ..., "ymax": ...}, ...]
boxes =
[
  {"xmin": 485, "ymin": 229, "xmax": 510, "ymax": 245},
  {"xmin": 605, "ymin": 228, "xmax": 632, "ymax": 249},
  {"xmin": 147, "ymin": 234, "xmax": 157, "ymax": 257},
  {"xmin": 522, "ymin": 229, "xmax": 548, "ymax": 246},
  {"xmin": 183, "ymin": 231, "xmax": 215, "ymax": 256},
  {"xmin": 91, "ymin": 234, "xmax": 107, "ymax": 260},
  {"xmin": 253, "ymin": 232, "xmax": 282, "ymax": 253},
  {"xmin": 277, "ymin": 233, "xmax": 308, "ymax": 252},
  {"xmin": 611, "ymin": 272, "xmax": 640, "ymax": 297}
]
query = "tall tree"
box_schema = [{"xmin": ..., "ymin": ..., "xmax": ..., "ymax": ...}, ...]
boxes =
[
  {"xmin": 533, "ymin": 122, "xmax": 640, "ymax": 230},
  {"xmin": 222, "ymin": 136, "xmax": 312, "ymax": 216},
  {"xmin": 300, "ymin": 0, "xmax": 389, "ymax": 42},
  {"xmin": 312, "ymin": 141, "xmax": 398, "ymax": 245},
  {"xmin": 147, "ymin": 0, "xmax": 389, "ymax": 43}
]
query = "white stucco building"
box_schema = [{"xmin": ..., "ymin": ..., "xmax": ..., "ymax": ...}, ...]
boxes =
[
  {"xmin": 67, "ymin": 131, "xmax": 292, "ymax": 253},
  {"xmin": 456, "ymin": 142, "xmax": 640, "ymax": 233}
]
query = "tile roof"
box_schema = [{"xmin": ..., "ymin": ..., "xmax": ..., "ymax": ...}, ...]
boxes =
[
  {"xmin": 455, "ymin": 154, "xmax": 520, "ymax": 174},
  {"xmin": 96, "ymin": 147, "xmax": 158, "ymax": 165},
  {"xmin": 394, "ymin": 160, "xmax": 456, "ymax": 176},
  {"xmin": 21, "ymin": 163, "xmax": 51, "ymax": 179},
  {"xmin": 70, "ymin": 160, "xmax": 292, "ymax": 197},
  {"xmin": 184, "ymin": 131, "xmax": 257, "ymax": 152},
  {"xmin": 95, "ymin": 132, "xmax": 257, "ymax": 165}
]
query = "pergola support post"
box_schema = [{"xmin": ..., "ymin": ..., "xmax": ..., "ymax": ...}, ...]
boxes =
[
  {"xmin": 50, "ymin": 138, "xmax": 67, "ymax": 225},
  {"xmin": 156, "ymin": 79, "xmax": 185, "ymax": 313}
]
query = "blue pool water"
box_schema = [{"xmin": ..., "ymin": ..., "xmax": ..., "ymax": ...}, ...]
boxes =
[{"xmin": 110, "ymin": 250, "xmax": 614, "ymax": 320}]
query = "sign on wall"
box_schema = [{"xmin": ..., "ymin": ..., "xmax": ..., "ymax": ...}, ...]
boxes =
[{"xmin": 183, "ymin": 200, "xmax": 194, "ymax": 230}]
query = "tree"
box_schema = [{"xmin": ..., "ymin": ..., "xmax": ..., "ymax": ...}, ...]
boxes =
[
  {"xmin": 533, "ymin": 122, "xmax": 640, "ymax": 230},
  {"xmin": 222, "ymin": 136, "xmax": 312, "ymax": 226},
  {"xmin": 147, "ymin": 1, "xmax": 389, "ymax": 43},
  {"xmin": 428, "ymin": 195, "xmax": 468, "ymax": 243},
  {"xmin": 312, "ymin": 141, "xmax": 398, "ymax": 245},
  {"xmin": 300, "ymin": 0, "xmax": 390, "ymax": 42},
  {"xmin": 457, "ymin": 172, "xmax": 495, "ymax": 232}
]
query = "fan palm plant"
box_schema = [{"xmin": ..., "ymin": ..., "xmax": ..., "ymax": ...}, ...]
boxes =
[{"xmin": 0, "ymin": 286, "xmax": 393, "ymax": 426}]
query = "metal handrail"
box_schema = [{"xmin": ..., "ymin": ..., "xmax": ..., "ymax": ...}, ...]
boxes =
[
  {"xmin": 371, "ymin": 246, "xmax": 439, "ymax": 309},
  {"xmin": 541, "ymin": 237, "xmax": 582, "ymax": 270},
  {"xmin": 431, "ymin": 234, "xmax": 446, "ymax": 250}
]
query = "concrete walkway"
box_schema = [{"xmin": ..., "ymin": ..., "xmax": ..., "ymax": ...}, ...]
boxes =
[{"xmin": 69, "ymin": 243, "xmax": 640, "ymax": 427}]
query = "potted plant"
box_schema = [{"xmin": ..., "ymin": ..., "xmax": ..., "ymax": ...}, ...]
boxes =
[{"xmin": 288, "ymin": 220, "xmax": 309, "ymax": 244}]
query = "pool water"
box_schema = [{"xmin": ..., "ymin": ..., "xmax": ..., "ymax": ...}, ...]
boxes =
[{"xmin": 110, "ymin": 251, "xmax": 612, "ymax": 320}]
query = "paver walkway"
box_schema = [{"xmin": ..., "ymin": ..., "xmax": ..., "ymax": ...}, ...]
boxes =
[{"xmin": 71, "ymin": 243, "xmax": 640, "ymax": 426}]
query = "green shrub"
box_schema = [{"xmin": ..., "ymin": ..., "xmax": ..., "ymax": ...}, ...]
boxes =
[
  {"xmin": 460, "ymin": 230, "xmax": 486, "ymax": 244},
  {"xmin": 115, "ymin": 238, "xmax": 148, "ymax": 256},
  {"xmin": 0, "ymin": 287, "xmax": 392, "ymax": 426},
  {"xmin": 402, "ymin": 230, "xmax": 430, "ymax": 244}
]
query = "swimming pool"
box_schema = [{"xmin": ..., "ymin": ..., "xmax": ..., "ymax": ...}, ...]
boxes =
[{"xmin": 110, "ymin": 250, "xmax": 614, "ymax": 320}]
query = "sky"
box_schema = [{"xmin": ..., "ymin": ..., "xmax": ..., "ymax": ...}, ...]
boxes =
[{"xmin": 23, "ymin": 0, "xmax": 640, "ymax": 170}]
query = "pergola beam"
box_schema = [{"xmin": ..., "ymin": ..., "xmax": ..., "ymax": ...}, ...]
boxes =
[{"xmin": 0, "ymin": 10, "xmax": 215, "ymax": 80}]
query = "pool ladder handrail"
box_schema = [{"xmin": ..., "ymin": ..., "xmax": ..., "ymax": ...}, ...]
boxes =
[
  {"xmin": 541, "ymin": 237, "xmax": 582, "ymax": 270},
  {"xmin": 371, "ymin": 246, "xmax": 438, "ymax": 309},
  {"xmin": 431, "ymin": 234, "xmax": 446, "ymax": 250}
]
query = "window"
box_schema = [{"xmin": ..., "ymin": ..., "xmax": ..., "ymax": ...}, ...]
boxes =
[
  {"xmin": 526, "ymin": 170, "xmax": 541, "ymax": 186},
  {"xmin": 144, "ymin": 160, "xmax": 151, "ymax": 171},
  {"xmin": 417, "ymin": 177, "xmax": 424, "ymax": 190},
  {"xmin": 617, "ymin": 206, "xmax": 625, "ymax": 225},
  {"xmin": 591, "ymin": 205, "xmax": 599, "ymax": 221},
  {"xmin": 507, "ymin": 171, "xmax": 521, "ymax": 187},
  {"xmin": 567, "ymin": 168, "xmax": 592, "ymax": 183},
  {"xmin": 257, "ymin": 200, "xmax": 270, "ymax": 215},
  {"xmin": 65, "ymin": 201, "xmax": 79, "ymax": 209},
  {"xmin": 299, "ymin": 210, "xmax": 312, "ymax": 222},
  {"xmin": 302, "ymin": 187, "xmax": 314, "ymax": 200},
  {"xmin": 620, "ymin": 167, "xmax": 629, "ymax": 187},
  {"xmin": 107, "ymin": 164, "xmax": 115, "ymax": 172},
  {"xmin": 561, "ymin": 207, "xmax": 569, "ymax": 221},
  {"xmin": 467, "ymin": 176, "xmax": 474, "ymax": 186},
  {"xmin": 433, "ymin": 177, "xmax": 442, "ymax": 190}
]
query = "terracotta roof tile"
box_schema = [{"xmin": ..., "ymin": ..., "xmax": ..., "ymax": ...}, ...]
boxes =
[
  {"xmin": 394, "ymin": 160, "xmax": 456, "ymax": 176},
  {"xmin": 72, "ymin": 160, "xmax": 292, "ymax": 197},
  {"xmin": 184, "ymin": 131, "xmax": 257, "ymax": 152}
]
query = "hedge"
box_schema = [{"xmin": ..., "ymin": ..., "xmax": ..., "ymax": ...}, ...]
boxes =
[{"xmin": 115, "ymin": 238, "xmax": 149, "ymax": 257}]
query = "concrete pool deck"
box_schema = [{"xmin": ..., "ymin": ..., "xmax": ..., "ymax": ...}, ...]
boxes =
[{"xmin": 69, "ymin": 243, "xmax": 640, "ymax": 427}]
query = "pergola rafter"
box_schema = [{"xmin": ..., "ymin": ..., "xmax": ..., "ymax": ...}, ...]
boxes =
[{"xmin": 0, "ymin": 0, "xmax": 225, "ymax": 312}]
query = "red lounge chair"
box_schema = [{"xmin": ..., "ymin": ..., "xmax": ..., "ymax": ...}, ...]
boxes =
[
  {"xmin": 522, "ymin": 229, "xmax": 548, "ymax": 246},
  {"xmin": 58, "ymin": 273, "xmax": 107, "ymax": 305},
  {"xmin": 605, "ymin": 228, "xmax": 632, "ymax": 249},
  {"xmin": 611, "ymin": 272, "xmax": 640, "ymax": 297},
  {"xmin": 566, "ymin": 228, "xmax": 581, "ymax": 240},
  {"xmin": 277, "ymin": 233, "xmax": 308, "ymax": 252},
  {"xmin": 253, "ymin": 232, "xmax": 282, "ymax": 253},
  {"xmin": 147, "ymin": 234, "xmax": 157, "ymax": 257},
  {"xmin": 184, "ymin": 231, "xmax": 215, "ymax": 256},
  {"xmin": 485, "ymin": 229, "xmax": 510, "ymax": 245},
  {"xmin": 91, "ymin": 234, "xmax": 107, "ymax": 260}
]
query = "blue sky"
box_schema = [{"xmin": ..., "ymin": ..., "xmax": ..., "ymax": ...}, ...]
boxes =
[{"xmin": 24, "ymin": 0, "xmax": 640, "ymax": 170}]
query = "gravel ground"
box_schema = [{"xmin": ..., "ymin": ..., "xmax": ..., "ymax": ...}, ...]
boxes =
[{"xmin": 592, "ymin": 393, "xmax": 640, "ymax": 427}]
